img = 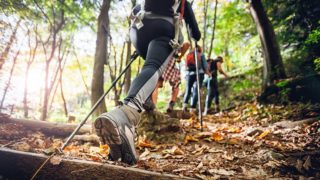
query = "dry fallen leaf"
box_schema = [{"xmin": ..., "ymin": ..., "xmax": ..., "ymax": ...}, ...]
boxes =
[
  {"xmin": 228, "ymin": 127, "xmax": 242, "ymax": 133},
  {"xmin": 212, "ymin": 132, "xmax": 224, "ymax": 142},
  {"xmin": 195, "ymin": 132, "xmax": 212, "ymax": 139},
  {"xmin": 140, "ymin": 148, "xmax": 150, "ymax": 159},
  {"xmin": 63, "ymin": 145, "xmax": 79, "ymax": 152},
  {"xmin": 184, "ymin": 135, "xmax": 199, "ymax": 145},
  {"xmin": 195, "ymin": 122, "xmax": 208, "ymax": 129},
  {"xmin": 137, "ymin": 139, "xmax": 156, "ymax": 148},
  {"xmin": 256, "ymin": 130, "xmax": 270, "ymax": 140},
  {"xmin": 228, "ymin": 138, "xmax": 241, "ymax": 145},
  {"xmin": 163, "ymin": 146, "xmax": 185, "ymax": 155},
  {"xmin": 192, "ymin": 144, "xmax": 210, "ymax": 155},
  {"xmin": 50, "ymin": 156, "xmax": 62, "ymax": 165},
  {"xmin": 222, "ymin": 152, "xmax": 234, "ymax": 161},
  {"xmin": 171, "ymin": 146, "xmax": 184, "ymax": 155},
  {"xmin": 99, "ymin": 144, "xmax": 110, "ymax": 155}
]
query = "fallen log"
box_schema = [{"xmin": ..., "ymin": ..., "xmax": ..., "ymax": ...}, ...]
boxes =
[
  {"xmin": 274, "ymin": 117, "xmax": 319, "ymax": 128},
  {"xmin": 0, "ymin": 148, "xmax": 192, "ymax": 180},
  {"xmin": 0, "ymin": 114, "xmax": 92, "ymax": 137}
]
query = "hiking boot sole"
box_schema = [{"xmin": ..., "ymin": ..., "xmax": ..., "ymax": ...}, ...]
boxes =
[{"xmin": 94, "ymin": 116, "xmax": 137, "ymax": 165}]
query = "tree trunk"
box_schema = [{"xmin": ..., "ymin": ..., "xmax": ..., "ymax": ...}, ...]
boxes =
[
  {"xmin": 115, "ymin": 42, "xmax": 126, "ymax": 105},
  {"xmin": 123, "ymin": 1, "xmax": 137, "ymax": 94},
  {"xmin": 248, "ymin": 0, "xmax": 286, "ymax": 90},
  {"xmin": 91, "ymin": 0, "xmax": 111, "ymax": 118},
  {"xmin": 202, "ymin": 0, "xmax": 209, "ymax": 53},
  {"xmin": 208, "ymin": 0, "xmax": 218, "ymax": 58},
  {"xmin": 0, "ymin": 19, "xmax": 21, "ymax": 69},
  {"xmin": 41, "ymin": 60, "xmax": 50, "ymax": 121},
  {"xmin": 124, "ymin": 41, "xmax": 132, "ymax": 94},
  {"xmin": 23, "ymin": 29, "xmax": 38, "ymax": 118},
  {"xmin": 40, "ymin": 10, "xmax": 65, "ymax": 121},
  {"xmin": 0, "ymin": 50, "xmax": 20, "ymax": 111},
  {"xmin": 0, "ymin": 116, "xmax": 91, "ymax": 137}
]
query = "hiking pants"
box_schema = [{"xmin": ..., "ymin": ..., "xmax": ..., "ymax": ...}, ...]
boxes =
[
  {"xmin": 205, "ymin": 77, "xmax": 219, "ymax": 108},
  {"xmin": 124, "ymin": 18, "xmax": 174, "ymax": 111},
  {"xmin": 183, "ymin": 73, "xmax": 204, "ymax": 108}
]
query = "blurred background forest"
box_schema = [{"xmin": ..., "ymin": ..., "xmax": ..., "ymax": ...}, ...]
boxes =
[{"xmin": 0, "ymin": 0, "xmax": 319, "ymax": 122}]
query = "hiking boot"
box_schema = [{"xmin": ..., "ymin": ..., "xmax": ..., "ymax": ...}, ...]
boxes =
[
  {"xmin": 94, "ymin": 104, "xmax": 140, "ymax": 165},
  {"xmin": 166, "ymin": 101, "xmax": 175, "ymax": 113}
]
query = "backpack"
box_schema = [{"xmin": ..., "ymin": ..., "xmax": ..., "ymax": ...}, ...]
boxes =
[
  {"xmin": 132, "ymin": 0, "xmax": 186, "ymax": 49},
  {"xmin": 186, "ymin": 51, "xmax": 202, "ymax": 71}
]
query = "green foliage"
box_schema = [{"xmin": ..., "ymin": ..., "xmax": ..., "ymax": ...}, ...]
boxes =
[
  {"xmin": 315, "ymin": 58, "xmax": 320, "ymax": 73},
  {"xmin": 263, "ymin": 0, "xmax": 320, "ymax": 75},
  {"xmin": 203, "ymin": 0, "xmax": 260, "ymax": 75},
  {"xmin": 276, "ymin": 79, "xmax": 289, "ymax": 88},
  {"xmin": 305, "ymin": 29, "xmax": 320, "ymax": 45}
]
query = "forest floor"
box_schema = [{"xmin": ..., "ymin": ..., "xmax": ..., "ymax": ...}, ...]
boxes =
[{"xmin": 1, "ymin": 102, "xmax": 320, "ymax": 179}]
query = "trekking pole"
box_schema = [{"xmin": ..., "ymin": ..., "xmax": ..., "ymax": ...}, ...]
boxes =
[
  {"xmin": 30, "ymin": 51, "xmax": 139, "ymax": 180},
  {"xmin": 61, "ymin": 51, "xmax": 139, "ymax": 150},
  {"xmin": 194, "ymin": 42, "xmax": 204, "ymax": 132}
]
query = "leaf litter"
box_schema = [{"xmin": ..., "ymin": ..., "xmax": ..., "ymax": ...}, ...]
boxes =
[{"xmin": 0, "ymin": 102, "xmax": 320, "ymax": 179}]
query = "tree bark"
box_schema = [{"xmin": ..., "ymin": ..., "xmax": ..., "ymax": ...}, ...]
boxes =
[
  {"xmin": 208, "ymin": 0, "xmax": 218, "ymax": 58},
  {"xmin": 124, "ymin": 41, "xmax": 132, "ymax": 94},
  {"xmin": 23, "ymin": 28, "xmax": 39, "ymax": 118},
  {"xmin": 0, "ymin": 19, "xmax": 21, "ymax": 69},
  {"xmin": 91, "ymin": 0, "xmax": 111, "ymax": 118},
  {"xmin": 0, "ymin": 50, "xmax": 20, "ymax": 111},
  {"xmin": 202, "ymin": 0, "xmax": 209, "ymax": 53},
  {"xmin": 0, "ymin": 148, "xmax": 187, "ymax": 180},
  {"xmin": 248, "ymin": 0, "xmax": 286, "ymax": 90},
  {"xmin": 0, "ymin": 116, "xmax": 91, "ymax": 137}
]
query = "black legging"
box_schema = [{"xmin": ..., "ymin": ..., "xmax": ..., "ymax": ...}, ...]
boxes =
[
  {"xmin": 205, "ymin": 77, "xmax": 219, "ymax": 108},
  {"xmin": 124, "ymin": 19, "xmax": 174, "ymax": 111}
]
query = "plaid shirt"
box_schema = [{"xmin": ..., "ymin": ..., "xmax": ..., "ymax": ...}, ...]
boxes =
[{"xmin": 162, "ymin": 57, "xmax": 181, "ymax": 88}]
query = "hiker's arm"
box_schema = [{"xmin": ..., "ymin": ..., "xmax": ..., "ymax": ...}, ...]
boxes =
[
  {"xmin": 202, "ymin": 55, "xmax": 211, "ymax": 77},
  {"xmin": 217, "ymin": 62, "xmax": 228, "ymax": 78},
  {"xmin": 181, "ymin": 1, "xmax": 201, "ymax": 41}
]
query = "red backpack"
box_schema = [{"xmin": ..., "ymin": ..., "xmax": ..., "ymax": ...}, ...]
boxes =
[{"xmin": 186, "ymin": 51, "xmax": 201, "ymax": 67}]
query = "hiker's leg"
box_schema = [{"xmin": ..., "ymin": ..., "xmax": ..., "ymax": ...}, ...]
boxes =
[
  {"xmin": 213, "ymin": 78, "xmax": 220, "ymax": 111},
  {"xmin": 205, "ymin": 79, "xmax": 214, "ymax": 110},
  {"xmin": 94, "ymin": 18, "xmax": 174, "ymax": 165},
  {"xmin": 124, "ymin": 37, "xmax": 174, "ymax": 111},
  {"xmin": 183, "ymin": 74, "xmax": 196, "ymax": 108},
  {"xmin": 171, "ymin": 86, "xmax": 179, "ymax": 102}
]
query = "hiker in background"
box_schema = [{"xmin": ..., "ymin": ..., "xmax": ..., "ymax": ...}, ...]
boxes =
[
  {"xmin": 94, "ymin": 0, "xmax": 201, "ymax": 165},
  {"xmin": 182, "ymin": 45, "xmax": 211, "ymax": 113},
  {"xmin": 152, "ymin": 42, "xmax": 190, "ymax": 113},
  {"xmin": 204, "ymin": 56, "xmax": 228, "ymax": 115}
]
